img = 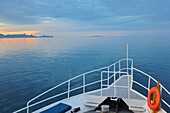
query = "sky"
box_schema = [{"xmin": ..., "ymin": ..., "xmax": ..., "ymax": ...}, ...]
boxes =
[{"xmin": 0, "ymin": 0, "xmax": 170, "ymax": 37}]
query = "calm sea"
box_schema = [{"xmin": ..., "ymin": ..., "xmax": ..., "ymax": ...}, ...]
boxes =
[{"xmin": 0, "ymin": 36, "xmax": 170, "ymax": 113}]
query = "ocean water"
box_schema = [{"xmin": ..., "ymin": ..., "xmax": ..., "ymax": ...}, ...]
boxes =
[{"xmin": 0, "ymin": 36, "xmax": 170, "ymax": 113}]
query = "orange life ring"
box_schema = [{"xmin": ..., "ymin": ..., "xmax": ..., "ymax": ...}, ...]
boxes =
[{"xmin": 147, "ymin": 87, "xmax": 161, "ymax": 111}]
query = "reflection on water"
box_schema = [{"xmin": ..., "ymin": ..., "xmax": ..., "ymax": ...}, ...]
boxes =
[
  {"xmin": 0, "ymin": 38, "xmax": 38, "ymax": 48},
  {"xmin": 0, "ymin": 36, "xmax": 170, "ymax": 113},
  {"xmin": 0, "ymin": 38, "xmax": 38, "ymax": 57}
]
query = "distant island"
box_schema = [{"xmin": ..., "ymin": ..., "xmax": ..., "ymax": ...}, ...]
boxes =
[
  {"xmin": 88, "ymin": 35, "xmax": 104, "ymax": 37},
  {"xmin": 0, "ymin": 33, "xmax": 53, "ymax": 38}
]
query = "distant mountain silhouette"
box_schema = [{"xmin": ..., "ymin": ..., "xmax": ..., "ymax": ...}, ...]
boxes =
[
  {"xmin": 88, "ymin": 35, "xmax": 104, "ymax": 37},
  {"xmin": 0, "ymin": 33, "xmax": 53, "ymax": 38}
]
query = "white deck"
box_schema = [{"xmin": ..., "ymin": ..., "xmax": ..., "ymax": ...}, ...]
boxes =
[
  {"xmin": 88, "ymin": 75, "xmax": 145, "ymax": 100},
  {"xmin": 33, "ymin": 94, "xmax": 106, "ymax": 113}
]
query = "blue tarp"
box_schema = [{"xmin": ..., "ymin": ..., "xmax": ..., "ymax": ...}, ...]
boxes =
[{"xmin": 40, "ymin": 103, "xmax": 72, "ymax": 113}]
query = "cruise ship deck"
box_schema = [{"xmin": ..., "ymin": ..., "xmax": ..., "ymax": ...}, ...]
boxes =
[{"xmin": 33, "ymin": 75, "xmax": 165, "ymax": 113}]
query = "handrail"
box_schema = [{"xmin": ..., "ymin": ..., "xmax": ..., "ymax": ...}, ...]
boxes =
[
  {"xmin": 13, "ymin": 58, "xmax": 133, "ymax": 113},
  {"xmin": 101, "ymin": 59, "xmax": 133, "ymax": 98},
  {"xmin": 133, "ymin": 67, "xmax": 170, "ymax": 110},
  {"xmin": 133, "ymin": 68, "xmax": 170, "ymax": 96},
  {"xmin": 13, "ymin": 58, "xmax": 170, "ymax": 113},
  {"xmin": 26, "ymin": 66, "xmax": 108, "ymax": 113},
  {"xmin": 108, "ymin": 58, "xmax": 133, "ymax": 68}
]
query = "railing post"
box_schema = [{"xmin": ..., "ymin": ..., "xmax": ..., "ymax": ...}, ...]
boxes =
[
  {"xmin": 27, "ymin": 103, "xmax": 29, "ymax": 113},
  {"xmin": 127, "ymin": 60, "xmax": 129, "ymax": 75},
  {"xmin": 83, "ymin": 74, "xmax": 85, "ymax": 93},
  {"xmin": 68, "ymin": 80, "xmax": 70, "ymax": 98},
  {"xmin": 126, "ymin": 44, "xmax": 129, "ymax": 75},
  {"xmin": 160, "ymin": 86, "xmax": 162, "ymax": 107},
  {"xmin": 119, "ymin": 61, "xmax": 121, "ymax": 77},
  {"xmin": 130, "ymin": 61, "xmax": 133, "ymax": 91},
  {"xmin": 128, "ymin": 74, "xmax": 130, "ymax": 99},
  {"xmin": 131, "ymin": 60, "xmax": 133, "ymax": 76},
  {"xmin": 127, "ymin": 60, "xmax": 130, "ymax": 99},
  {"xmin": 114, "ymin": 64, "xmax": 116, "ymax": 97},
  {"xmin": 101, "ymin": 72, "xmax": 103, "ymax": 96},
  {"xmin": 107, "ymin": 67, "xmax": 109, "ymax": 86},
  {"xmin": 114, "ymin": 64, "xmax": 116, "ymax": 77},
  {"xmin": 148, "ymin": 77, "xmax": 150, "ymax": 92}
]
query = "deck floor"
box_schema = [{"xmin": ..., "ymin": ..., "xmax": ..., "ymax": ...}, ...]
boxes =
[{"xmin": 88, "ymin": 75, "xmax": 145, "ymax": 100}]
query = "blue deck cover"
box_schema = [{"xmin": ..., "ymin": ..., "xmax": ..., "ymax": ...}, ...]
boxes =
[{"xmin": 40, "ymin": 103, "xmax": 72, "ymax": 113}]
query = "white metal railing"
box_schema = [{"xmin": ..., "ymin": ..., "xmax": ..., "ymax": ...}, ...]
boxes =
[
  {"xmin": 13, "ymin": 43, "xmax": 170, "ymax": 113},
  {"xmin": 100, "ymin": 58, "xmax": 133, "ymax": 98},
  {"xmin": 132, "ymin": 68, "xmax": 170, "ymax": 110},
  {"xmin": 100, "ymin": 69, "xmax": 131, "ymax": 97},
  {"xmin": 13, "ymin": 58, "xmax": 170, "ymax": 113},
  {"xmin": 13, "ymin": 58, "xmax": 132, "ymax": 113}
]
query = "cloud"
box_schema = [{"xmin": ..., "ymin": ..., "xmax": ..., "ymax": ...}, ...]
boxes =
[
  {"xmin": 0, "ymin": 0, "xmax": 170, "ymax": 36},
  {"xmin": 0, "ymin": 0, "xmax": 170, "ymax": 24}
]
